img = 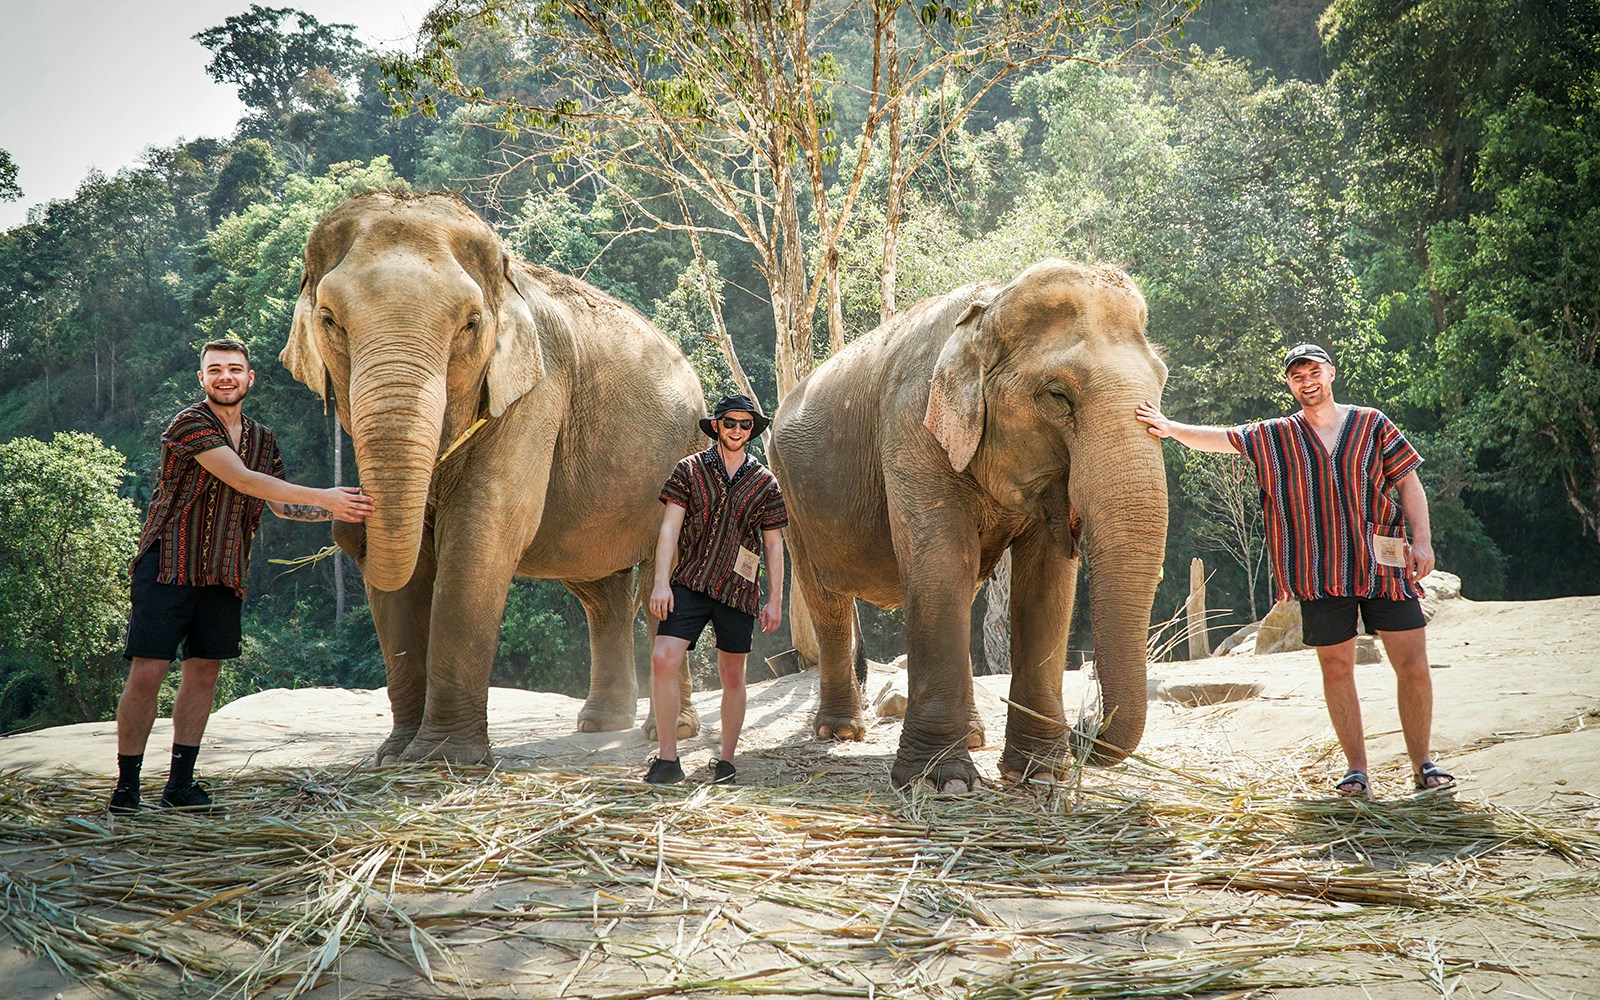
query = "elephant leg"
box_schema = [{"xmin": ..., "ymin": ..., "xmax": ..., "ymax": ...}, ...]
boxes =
[
  {"xmin": 786, "ymin": 523, "xmax": 865, "ymax": 741},
  {"xmin": 890, "ymin": 512, "xmax": 982, "ymax": 792},
  {"xmin": 566, "ymin": 569, "xmax": 641, "ymax": 733},
  {"xmin": 361, "ymin": 523, "xmax": 437, "ymax": 766},
  {"xmin": 999, "ymin": 525, "xmax": 1077, "ymax": 782}
]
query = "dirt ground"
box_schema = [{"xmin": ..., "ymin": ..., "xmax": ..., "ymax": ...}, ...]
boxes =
[{"xmin": 1, "ymin": 592, "xmax": 1597, "ymax": 998}]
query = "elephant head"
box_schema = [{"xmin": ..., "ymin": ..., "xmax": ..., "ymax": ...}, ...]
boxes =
[
  {"xmin": 924, "ymin": 260, "xmax": 1169, "ymax": 765},
  {"xmin": 281, "ymin": 192, "xmax": 548, "ymax": 592}
]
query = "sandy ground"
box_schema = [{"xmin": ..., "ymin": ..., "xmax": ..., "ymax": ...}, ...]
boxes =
[{"xmin": 2, "ymin": 592, "xmax": 1598, "ymax": 998}]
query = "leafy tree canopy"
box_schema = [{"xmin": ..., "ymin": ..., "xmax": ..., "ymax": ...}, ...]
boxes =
[{"xmin": 194, "ymin": 4, "xmax": 369, "ymax": 120}]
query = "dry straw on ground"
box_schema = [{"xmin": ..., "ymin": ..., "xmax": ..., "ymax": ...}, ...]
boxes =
[{"xmin": 2, "ymin": 746, "xmax": 1597, "ymax": 999}]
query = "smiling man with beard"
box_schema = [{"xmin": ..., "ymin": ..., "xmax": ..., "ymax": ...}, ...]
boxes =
[
  {"xmin": 109, "ymin": 338, "xmax": 375, "ymax": 817},
  {"xmin": 1135, "ymin": 343, "xmax": 1456, "ymax": 799}
]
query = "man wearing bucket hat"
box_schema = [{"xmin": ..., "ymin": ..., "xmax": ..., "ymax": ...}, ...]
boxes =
[
  {"xmin": 644, "ymin": 394, "xmax": 788, "ymax": 785},
  {"xmin": 1135, "ymin": 344, "xmax": 1455, "ymax": 799}
]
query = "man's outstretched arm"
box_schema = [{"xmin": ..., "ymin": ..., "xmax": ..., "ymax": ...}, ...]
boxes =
[
  {"xmin": 1134, "ymin": 402, "xmax": 1241, "ymax": 454},
  {"xmin": 193, "ymin": 447, "xmax": 374, "ymax": 522}
]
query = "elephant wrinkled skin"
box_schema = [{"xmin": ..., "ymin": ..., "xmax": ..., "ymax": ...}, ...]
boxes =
[
  {"xmin": 282, "ymin": 192, "xmax": 702, "ymax": 765},
  {"xmin": 771, "ymin": 261, "xmax": 1169, "ymax": 791}
]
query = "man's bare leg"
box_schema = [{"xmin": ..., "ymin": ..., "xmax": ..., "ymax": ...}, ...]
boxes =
[
  {"xmin": 170, "ymin": 658, "xmax": 222, "ymax": 746},
  {"xmin": 717, "ymin": 650, "xmax": 748, "ymax": 763},
  {"xmin": 1315, "ymin": 639, "xmax": 1368, "ymax": 793},
  {"xmin": 651, "ymin": 635, "xmax": 692, "ymax": 762},
  {"xmin": 117, "ymin": 657, "xmax": 173, "ymax": 755},
  {"xmin": 1377, "ymin": 626, "xmax": 1448, "ymax": 786}
]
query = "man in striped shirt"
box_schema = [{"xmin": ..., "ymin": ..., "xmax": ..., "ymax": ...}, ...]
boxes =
[
  {"xmin": 1135, "ymin": 344, "xmax": 1455, "ymax": 797},
  {"xmin": 644, "ymin": 394, "xmax": 788, "ymax": 785},
  {"xmin": 110, "ymin": 339, "xmax": 374, "ymax": 816}
]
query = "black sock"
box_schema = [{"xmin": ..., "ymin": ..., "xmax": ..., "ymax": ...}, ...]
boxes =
[
  {"xmin": 167, "ymin": 744, "xmax": 200, "ymax": 789},
  {"xmin": 117, "ymin": 754, "xmax": 143, "ymax": 788}
]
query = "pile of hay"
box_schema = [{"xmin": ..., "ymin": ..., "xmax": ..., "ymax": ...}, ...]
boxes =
[{"xmin": 2, "ymin": 747, "xmax": 1597, "ymax": 998}]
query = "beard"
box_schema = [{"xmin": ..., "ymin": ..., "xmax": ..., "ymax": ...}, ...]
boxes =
[{"xmin": 204, "ymin": 382, "xmax": 250, "ymax": 406}]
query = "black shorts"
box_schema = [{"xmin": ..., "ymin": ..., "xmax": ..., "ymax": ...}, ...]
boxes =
[
  {"xmin": 657, "ymin": 583, "xmax": 756, "ymax": 654},
  {"xmin": 1299, "ymin": 595, "xmax": 1425, "ymax": 647},
  {"xmin": 123, "ymin": 545, "xmax": 244, "ymax": 662}
]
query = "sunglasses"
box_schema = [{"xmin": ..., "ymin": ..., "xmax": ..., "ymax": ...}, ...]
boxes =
[{"xmin": 720, "ymin": 418, "xmax": 755, "ymax": 430}]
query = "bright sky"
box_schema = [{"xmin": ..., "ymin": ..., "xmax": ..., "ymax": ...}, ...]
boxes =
[{"xmin": 0, "ymin": 0, "xmax": 434, "ymax": 230}]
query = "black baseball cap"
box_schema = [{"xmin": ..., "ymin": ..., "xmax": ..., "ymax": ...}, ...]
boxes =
[{"xmin": 1283, "ymin": 343, "xmax": 1333, "ymax": 373}]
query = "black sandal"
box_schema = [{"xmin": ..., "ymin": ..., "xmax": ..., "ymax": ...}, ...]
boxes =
[
  {"xmin": 1335, "ymin": 769, "xmax": 1370, "ymax": 798},
  {"xmin": 1414, "ymin": 761, "xmax": 1456, "ymax": 792}
]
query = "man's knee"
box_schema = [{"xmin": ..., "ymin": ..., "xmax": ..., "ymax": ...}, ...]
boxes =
[
  {"xmin": 651, "ymin": 644, "xmax": 684, "ymax": 676},
  {"xmin": 718, "ymin": 655, "xmax": 748, "ymax": 689},
  {"xmin": 124, "ymin": 658, "xmax": 171, "ymax": 697},
  {"xmin": 181, "ymin": 658, "xmax": 222, "ymax": 684}
]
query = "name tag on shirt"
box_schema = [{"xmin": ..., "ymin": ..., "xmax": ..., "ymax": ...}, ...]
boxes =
[
  {"xmin": 734, "ymin": 546, "xmax": 760, "ymax": 582},
  {"xmin": 1371, "ymin": 533, "xmax": 1407, "ymax": 568}
]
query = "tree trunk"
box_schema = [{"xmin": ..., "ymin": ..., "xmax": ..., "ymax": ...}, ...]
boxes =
[
  {"xmin": 879, "ymin": 14, "xmax": 903, "ymax": 324},
  {"xmin": 982, "ymin": 548, "xmax": 1012, "ymax": 675},
  {"xmin": 1185, "ymin": 557, "xmax": 1209, "ymax": 659}
]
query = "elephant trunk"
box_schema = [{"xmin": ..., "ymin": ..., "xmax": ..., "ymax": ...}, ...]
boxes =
[
  {"xmin": 1077, "ymin": 436, "xmax": 1169, "ymax": 765},
  {"xmin": 348, "ymin": 360, "xmax": 448, "ymax": 592}
]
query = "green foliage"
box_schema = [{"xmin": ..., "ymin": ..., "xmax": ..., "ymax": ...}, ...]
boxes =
[
  {"xmin": 217, "ymin": 603, "xmax": 385, "ymax": 707},
  {"xmin": 193, "ymin": 4, "xmax": 368, "ymax": 121},
  {"xmin": 494, "ymin": 580, "xmax": 587, "ymax": 695},
  {"xmin": 0, "ymin": 147, "xmax": 19, "ymax": 202},
  {"xmin": 0, "ymin": 433, "xmax": 140, "ymax": 729}
]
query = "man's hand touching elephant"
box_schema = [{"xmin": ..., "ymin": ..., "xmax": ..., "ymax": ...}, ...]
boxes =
[
  {"xmin": 1134, "ymin": 401, "xmax": 1173, "ymax": 438},
  {"xmin": 321, "ymin": 486, "xmax": 375, "ymax": 523}
]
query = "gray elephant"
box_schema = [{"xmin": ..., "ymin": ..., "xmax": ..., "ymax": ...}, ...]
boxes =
[
  {"xmin": 770, "ymin": 261, "xmax": 1168, "ymax": 790},
  {"xmin": 281, "ymin": 192, "xmax": 704, "ymax": 764}
]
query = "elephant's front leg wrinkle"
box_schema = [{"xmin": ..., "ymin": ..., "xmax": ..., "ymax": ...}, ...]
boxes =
[
  {"xmin": 893, "ymin": 547, "xmax": 982, "ymax": 791},
  {"xmin": 1000, "ymin": 527, "xmax": 1077, "ymax": 782},
  {"xmin": 807, "ymin": 582, "xmax": 867, "ymax": 741},
  {"xmin": 568, "ymin": 570, "xmax": 641, "ymax": 733},
  {"xmin": 367, "ymin": 538, "xmax": 436, "ymax": 766}
]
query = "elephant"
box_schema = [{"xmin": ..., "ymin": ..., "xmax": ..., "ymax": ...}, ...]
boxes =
[
  {"xmin": 770, "ymin": 260, "xmax": 1168, "ymax": 791},
  {"xmin": 281, "ymin": 191, "xmax": 704, "ymax": 764}
]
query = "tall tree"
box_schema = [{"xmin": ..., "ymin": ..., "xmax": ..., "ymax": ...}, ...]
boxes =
[
  {"xmin": 0, "ymin": 148, "xmax": 20, "ymax": 203},
  {"xmin": 194, "ymin": 5, "xmax": 368, "ymax": 122},
  {"xmin": 386, "ymin": 0, "xmax": 1195, "ymax": 395}
]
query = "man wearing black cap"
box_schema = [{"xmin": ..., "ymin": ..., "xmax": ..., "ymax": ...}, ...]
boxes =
[
  {"xmin": 644, "ymin": 394, "xmax": 788, "ymax": 785},
  {"xmin": 1135, "ymin": 344, "xmax": 1455, "ymax": 798}
]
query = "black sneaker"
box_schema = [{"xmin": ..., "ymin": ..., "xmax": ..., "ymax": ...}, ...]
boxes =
[
  {"xmin": 108, "ymin": 783, "xmax": 141, "ymax": 815},
  {"xmin": 712, "ymin": 759, "xmax": 737, "ymax": 785},
  {"xmin": 643, "ymin": 757, "xmax": 684, "ymax": 784},
  {"xmin": 160, "ymin": 780, "xmax": 222, "ymax": 814}
]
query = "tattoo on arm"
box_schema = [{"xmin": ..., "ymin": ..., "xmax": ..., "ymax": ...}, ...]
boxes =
[{"xmin": 278, "ymin": 503, "xmax": 334, "ymax": 522}]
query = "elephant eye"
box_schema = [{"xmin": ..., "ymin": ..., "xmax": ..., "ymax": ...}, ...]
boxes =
[
  {"xmin": 1038, "ymin": 385, "xmax": 1075, "ymax": 421},
  {"xmin": 464, "ymin": 312, "xmax": 482, "ymax": 334},
  {"xmin": 319, "ymin": 309, "xmax": 338, "ymax": 331}
]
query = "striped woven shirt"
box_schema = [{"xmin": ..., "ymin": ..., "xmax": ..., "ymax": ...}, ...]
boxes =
[
  {"xmin": 1227, "ymin": 406, "xmax": 1423, "ymax": 603},
  {"xmin": 132, "ymin": 402, "xmax": 285, "ymax": 599},
  {"xmin": 660, "ymin": 446, "xmax": 788, "ymax": 615}
]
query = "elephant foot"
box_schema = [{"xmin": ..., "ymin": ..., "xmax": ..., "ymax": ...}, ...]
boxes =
[
  {"xmin": 891, "ymin": 749, "xmax": 980, "ymax": 793},
  {"xmin": 373, "ymin": 726, "xmax": 420, "ymax": 767},
  {"xmin": 998, "ymin": 744, "xmax": 1071, "ymax": 784},
  {"xmin": 642, "ymin": 706, "xmax": 701, "ymax": 742},
  {"xmin": 813, "ymin": 711, "xmax": 867, "ymax": 742},
  {"xmin": 576, "ymin": 699, "xmax": 638, "ymax": 733},
  {"xmin": 398, "ymin": 734, "xmax": 494, "ymax": 766}
]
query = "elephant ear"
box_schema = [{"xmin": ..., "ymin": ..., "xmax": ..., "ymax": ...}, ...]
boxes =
[
  {"xmin": 489, "ymin": 257, "xmax": 547, "ymax": 418},
  {"xmin": 281, "ymin": 269, "xmax": 330, "ymax": 410},
  {"xmin": 923, "ymin": 296, "xmax": 994, "ymax": 472}
]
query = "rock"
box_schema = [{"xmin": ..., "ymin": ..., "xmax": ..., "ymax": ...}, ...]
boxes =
[
  {"xmin": 1157, "ymin": 681, "xmax": 1264, "ymax": 707},
  {"xmin": 873, "ymin": 677, "xmax": 908, "ymax": 718},
  {"xmin": 1355, "ymin": 634, "xmax": 1381, "ymax": 664},
  {"xmin": 1418, "ymin": 570, "xmax": 1462, "ymax": 622},
  {"xmin": 1214, "ymin": 622, "xmax": 1260, "ymax": 657},
  {"xmin": 1254, "ymin": 600, "xmax": 1306, "ymax": 655}
]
